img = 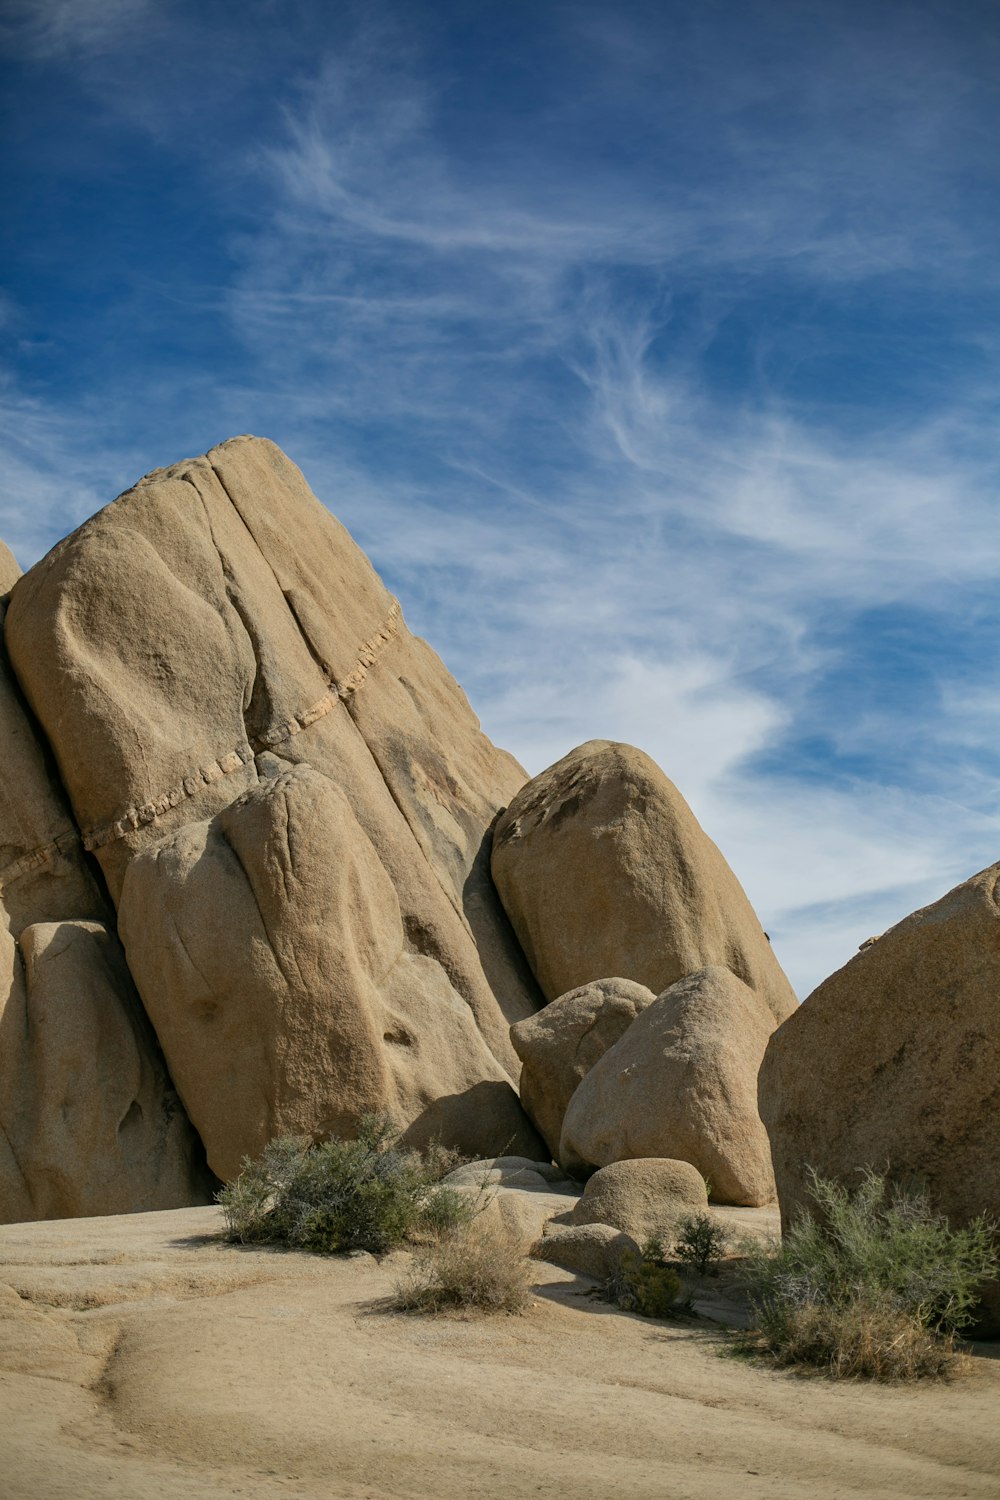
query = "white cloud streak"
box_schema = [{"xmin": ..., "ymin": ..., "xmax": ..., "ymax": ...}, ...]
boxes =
[
  {"xmin": 6, "ymin": 3, "xmax": 999, "ymax": 997},
  {"xmin": 0, "ymin": 0, "xmax": 157, "ymax": 60}
]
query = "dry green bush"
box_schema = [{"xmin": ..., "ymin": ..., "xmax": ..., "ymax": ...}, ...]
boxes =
[
  {"xmin": 394, "ymin": 1217, "xmax": 532, "ymax": 1315},
  {"xmin": 218, "ymin": 1116, "xmax": 471, "ymax": 1255},
  {"xmin": 739, "ymin": 1167, "xmax": 999, "ymax": 1381},
  {"xmin": 418, "ymin": 1139, "xmax": 472, "ymax": 1183}
]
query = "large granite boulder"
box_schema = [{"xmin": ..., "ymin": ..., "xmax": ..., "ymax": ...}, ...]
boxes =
[
  {"xmin": 759, "ymin": 864, "xmax": 1000, "ymax": 1327},
  {"xmin": 0, "ymin": 550, "xmax": 208, "ymax": 1224},
  {"xmin": 561, "ymin": 967, "xmax": 779, "ymax": 1205},
  {"xmin": 491, "ymin": 741, "xmax": 797, "ymax": 1023},
  {"xmin": 4, "ymin": 438, "xmax": 544, "ymax": 1176},
  {"xmin": 0, "ymin": 547, "xmax": 107, "ymax": 938},
  {"xmin": 509, "ymin": 977, "xmax": 655, "ymax": 1158}
]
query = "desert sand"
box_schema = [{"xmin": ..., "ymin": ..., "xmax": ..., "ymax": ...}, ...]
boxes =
[{"xmin": 2, "ymin": 1203, "xmax": 999, "ymax": 1499}]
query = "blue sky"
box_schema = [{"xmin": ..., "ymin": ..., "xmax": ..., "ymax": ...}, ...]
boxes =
[{"xmin": 2, "ymin": 0, "xmax": 999, "ymax": 997}]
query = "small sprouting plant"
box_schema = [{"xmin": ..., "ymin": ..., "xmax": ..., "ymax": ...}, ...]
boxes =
[
  {"xmin": 603, "ymin": 1236, "xmax": 682, "ymax": 1319},
  {"xmin": 675, "ymin": 1213, "xmax": 728, "ymax": 1276},
  {"xmin": 217, "ymin": 1116, "xmax": 471, "ymax": 1256}
]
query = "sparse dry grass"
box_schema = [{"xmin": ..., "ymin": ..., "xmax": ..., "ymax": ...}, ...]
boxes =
[
  {"xmin": 739, "ymin": 1294, "xmax": 968, "ymax": 1381},
  {"xmin": 393, "ymin": 1217, "xmax": 532, "ymax": 1316}
]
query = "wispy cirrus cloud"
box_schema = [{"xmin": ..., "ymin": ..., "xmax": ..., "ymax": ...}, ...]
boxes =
[
  {"xmin": 4, "ymin": 1, "xmax": 1000, "ymax": 995},
  {"xmin": 0, "ymin": 0, "xmax": 159, "ymax": 61}
]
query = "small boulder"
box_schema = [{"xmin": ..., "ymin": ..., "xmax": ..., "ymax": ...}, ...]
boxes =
[
  {"xmin": 509, "ymin": 978, "xmax": 655, "ymax": 1157},
  {"xmin": 532, "ymin": 1223, "xmax": 640, "ymax": 1281},
  {"xmin": 561, "ymin": 967, "xmax": 779, "ymax": 1206},
  {"xmin": 491, "ymin": 740, "xmax": 797, "ymax": 1023},
  {"xmin": 568, "ymin": 1159, "xmax": 708, "ymax": 1243}
]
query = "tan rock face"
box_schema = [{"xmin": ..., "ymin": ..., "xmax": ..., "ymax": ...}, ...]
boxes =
[
  {"xmin": 0, "ymin": 551, "xmax": 208, "ymax": 1224},
  {"xmin": 561, "ymin": 967, "xmax": 779, "ymax": 1206},
  {"xmin": 5, "ymin": 437, "xmax": 544, "ymax": 1178},
  {"xmin": 0, "ymin": 919, "xmax": 210, "ymax": 1221},
  {"xmin": 491, "ymin": 740, "xmax": 797, "ymax": 1023},
  {"xmin": 0, "ymin": 587, "xmax": 107, "ymax": 939},
  {"xmin": 759, "ymin": 864, "xmax": 1000, "ymax": 1328},
  {"xmin": 510, "ymin": 978, "xmax": 655, "ymax": 1158},
  {"xmin": 568, "ymin": 1158, "xmax": 709, "ymax": 1242},
  {"xmin": 119, "ymin": 765, "xmax": 537, "ymax": 1180}
]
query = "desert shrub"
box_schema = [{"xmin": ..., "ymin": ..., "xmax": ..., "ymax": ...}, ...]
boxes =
[
  {"xmin": 603, "ymin": 1237, "xmax": 682, "ymax": 1318},
  {"xmin": 394, "ymin": 1217, "xmax": 531, "ymax": 1315},
  {"xmin": 218, "ymin": 1116, "xmax": 471, "ymax": 1255},
  {"xmin": 675, "ymin": 1213, "xmax": 728, "ymax": 1275},
  {"xmin": 739, "ymin": 1167, "xmax": 999, "ymax": 1380}
]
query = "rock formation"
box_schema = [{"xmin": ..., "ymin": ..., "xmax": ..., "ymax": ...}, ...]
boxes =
[
  {"xmin": 0, "ymin": 435, "xmax": 807, "ymax": 1230},
  {"xmin": 532, "ymin": 1222, "xmax": 641, "ymax": 1280},
  {"xmin": 561, "ymin": 967, "xmax": 779, "ymax": 1204},
  {"xmin": 491, "ymin": 740, "xmax": 797, "ymax": 1023},
  {"xmin": 1, "ymin": 437, "xmax": 546, "ymax": 1211},
  {"xmin": 509, "ymin": 977, "xmax": 656, "ymax": 1160},
  {"xmin": 0, "ymin": 920, "xmax": 209, "ymax": 1220},
  {"xmin": 759, "ymin": 864, "xmax": 1000, "ymax": 1327}
]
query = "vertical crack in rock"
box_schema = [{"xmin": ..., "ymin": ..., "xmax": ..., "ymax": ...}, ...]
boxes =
[{"xmin": 2, "ymin": 437, "xmax": 547, "ymax": 1198}]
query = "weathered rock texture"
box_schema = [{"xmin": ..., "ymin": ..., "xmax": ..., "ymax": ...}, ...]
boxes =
[
  {"xmin": 568, "ymin": 1158, "xmax": 708, "ymax": 1242},
  {"xmin": 561, "ymin": 967, "xmax": 779, "ymax": 1205},
  {"xmin": 0, "ymin": 920, "xmax": 209, "ymax": 1220},
  {"xmin": 491, "ymin": 741, "xmax": 797, "ymax": 1023},
  {"xmin": 0, "ymin": 550, "xmax": 208, "ymax": 1222},
  {"xmin": 3, "ymin": 437, "xmax": 545, "ymax": 1186},
  {"xmin": 509, "ymin": 977, "xmax": 655, "ymax": 1159},
  {"xmin": 0, "ymin": 551, "xmax": 107, "ymax": 938},
  {"xmin": 759, "ymin": 865, "xmax": 1000, "ymax": 1327}
]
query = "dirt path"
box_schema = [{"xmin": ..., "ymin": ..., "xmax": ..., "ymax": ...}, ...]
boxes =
[{"xmin": 2, "ymin": 1206, "xmax": 998, "ymax": 1499}]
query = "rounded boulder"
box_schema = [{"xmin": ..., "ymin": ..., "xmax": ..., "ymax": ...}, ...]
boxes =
[{"xmin": 568, "ymin": 1159, "xmax": 708, "ymax": 1243}]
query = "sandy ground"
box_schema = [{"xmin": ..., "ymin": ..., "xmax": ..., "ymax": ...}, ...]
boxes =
[{"xmin": 2, "ymin": 1202, "xmax": 999, "ymax": 1500}]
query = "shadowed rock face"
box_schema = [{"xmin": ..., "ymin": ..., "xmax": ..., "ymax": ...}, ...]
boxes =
[
  {"xmin": 3, "ymin": 437, "xmax": 545, "ymax": 1188},
  {"xmin": 0, "ymin": 919, "xmax": 212, "ymax": 1220},
  {"xmin": 759, "ymin": 863, "xmax": 1000, "ymax": 1331},
  {"xmin": 491, "ymin": 740, "xmax": 798, "ymax": 1024},
  {"xmin": 0, "ymin": 545, "xmax": 210, "ymax": 1222},
  {"xmin": 509, "ymin": 977, "xmax": 656, "ymax": 1159}
]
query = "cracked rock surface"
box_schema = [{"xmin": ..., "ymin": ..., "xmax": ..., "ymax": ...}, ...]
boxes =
[{"xmin": 1, "ymin": 437, "xmax": 546, "ymax": 1214}]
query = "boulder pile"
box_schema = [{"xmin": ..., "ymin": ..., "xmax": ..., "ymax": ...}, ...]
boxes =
[
  {"xmin": 2, "ymin": 435, "xmax": 798, "ymax": 1224},
  {"xmin": 498, "ymin": 743, "xmax": 798, "ymax": 1204}
]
